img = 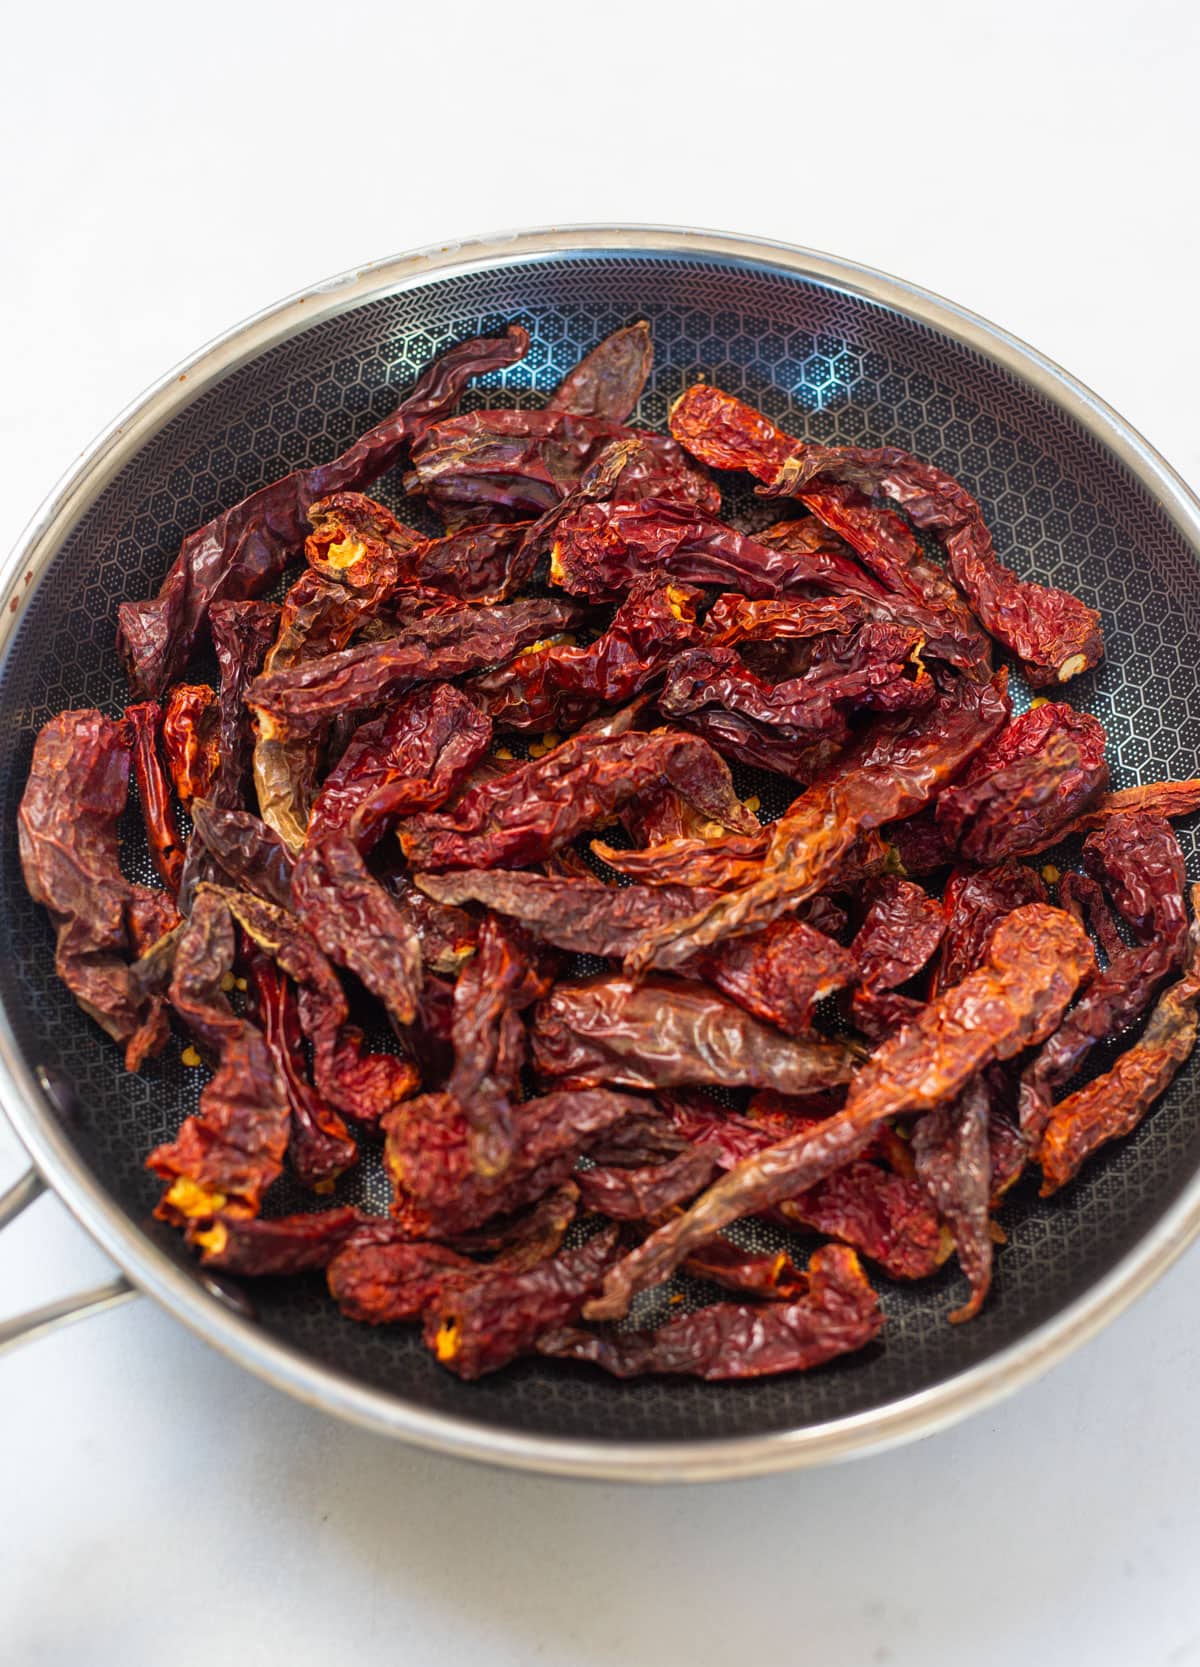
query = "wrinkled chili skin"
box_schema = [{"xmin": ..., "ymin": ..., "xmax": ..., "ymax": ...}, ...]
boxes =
[
  {"xmin": 700, "ymin": 917, "xmax": 856, "ymax": 1037},
  {"xmin": 160, "ymin": 684, "xmax": 220, "ymax": 812},
  {"xmin": 587, "ymin": 905, "xmax": 1093, "ymax": 1319},
  {"xmin": 292, "ymin": 835, "xmax": 423, "ymax": 1026},
  {"xmin": 1058, "ymin": 871, "xmax": 1126, "ymax": 964},
  {"xmin": 1020, "ymin": 815, "xmax": 1188, "ymax": 1138},
  {"xmin": 18, "ymin": 709, "xmax": 172, "ymax": 1066},
  {"xmin": 577, "ymin": 1146, "xmax": 719, "ymax": 1221},
  {"xmin": 401, "ymin": 728, "xmax": 756, "ymax": 873},
  {"xmin": 188, "ymin": 801, "xmax": 296, "ymax": 910},
  {"xmin": 187, "ymin": 1206, "xmax": 371, "ymax": 1275},
  {"xmin": 307, "ymin": 683, "xmax": 492, "ymax": 850},
  {"xmin": 117, "ymin": 325, "xmax": 530, "ymax": 697},
  {"xmin": 548, "ymin": 321, "xmax": 653, "ymax": 422},
  {"xmin": 328, "ymin": 1239, "xmax": 477, "ymax": 1325},
  {"xmin": 681, "ymin": 1238, "xmax": 808, "ymax": 1300},
  {"xmin": 470, "ymin": 579, "xmax": 703, "ymax": 733},
  {"xmin": 851, "ymin": 875, "xmax": 946, "ymax": 995},
  {"xmin": 935, "ymin": 861, "xmax": 1048, "ymax": 994},
  {"xmin": 122, "ymin": 701, "xmax": 186, "ymax": 894},
  {"xmin": 383, "ymin": 1088, "xmax": 646, "ymax": 1238},
  {"xmin": 208, "ymin": 599, "xmax": 280, "ymax": 810},
  {"xmin": 248, "ymin": 597, "xmax": 581, "ymax": 742},
  {"xmin": 624, "ymin": 672, "xmax": 1009, "ymax": 975},
  {"xmin": 245, "ymin": 951, "xmax": 358, "ymax": 1189},
  {"xmin": 1038, "ymin": 890, "xmax": 1200, "ymax": 1192},
  {"xmin": 304, "ymin": 491, "xmax": 418, "ymax": 591},
  {"xmin": 531, "ymin": 976, "xmax": 855, "ymax": 1094},
  {"xmin": 426, "ymin": 1227, "xmax": 621, "ymax": 1379},
  {"xmin": 543, "ymin": 1244, "xmax": 882, "ymax": 1380},
  {"xmin": 934, "ymin": 702, "xmax": 1109, "ymax": 862},
  {"xmin": 912, "ymin": 1077, "xmax": 993, "ymax": 1321},
  {"xmin": 146, "ymin": 892, "xmax": 289, "ymax": 1222},
  {"xmin": 669, "ymin": 382, "xmax": 1104, "ymax": 686}
]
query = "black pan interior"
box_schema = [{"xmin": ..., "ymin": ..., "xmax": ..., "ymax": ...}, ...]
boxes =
[{"xmin": 3, "ymin": 250, "xmax": 1199, "ymax": 1443}]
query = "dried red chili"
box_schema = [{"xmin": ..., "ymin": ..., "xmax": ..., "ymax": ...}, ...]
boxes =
[
  {"xmin": 586, "ymin": 905, "xmax": 1093, "ymax": 1318},
  {"xmin": 146, "ymin": 891, "xmax": 289, "ymax": 1221},
  {"xmin": 542, "ymin": 1244, "xmax": 882, "ymax": 1379},
  {"xmin": 1057, "ymin": 871, "xmax": 1126, "ymax": 965},
  {"xmin": 624, "ymin": 673, "xmax": 1008, "ymax": 975},
  {"xmin": 160, "ymin": 684, "xmax": 220, "ymax": 812},
  {"xmin": 400, "ymin": 728, "xmax": 757, "ymax": 873},
  {"xmin": 118, "ymin": 325, "xmax": 530, "ymax": 697},
  {"xmin": 530, "ymin": 976, "xmax": 856, "ymax": 1094},
  {"xmin": 1038, "ymin": 888, "xmax": 1200, "ymax": 1192},
  {"xmin": 576, "ymin": 1147, "xmax": 719, "ymax": 1221},
  {"xmin": 291, "ymin": 834, "xmax": 423, "ymax": 1027},
  {"xmin": 208, "ymin": 599, "xmax": 282, "ymax": 810},
  {"xmin": 912, "ymin": 1076, "xmax": 994, "ymax": 1322},
  {"xmin": 680, "ymin": 1237, "xmax": 809, "ymax": 1300},
  {"xmin": 18, "ymin": 709, "xmax": 174, "ymax": 1068},
  {"xmin": 934, "ymin": 861, "xmax": 1049, "ymax": 993},
  {"xmin": 547, "ymin": 321, "xmax": 653, "ymax": 422},
  {"xmin": 187, "ymin": 801, "xmax": 297, "ymax": 910},
  {"xmin": 850, "ymin": 875, "xmax": 945, "ymax": 1009},
  {"xmin": 187, "ymin": 1205, "xmax": 372, "ymax": 1275},
  {"xmin": 122, "ymin": 701, "xmax": 187, "ymax": 894}
]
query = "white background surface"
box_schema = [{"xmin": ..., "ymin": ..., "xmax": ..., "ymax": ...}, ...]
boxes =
[{"xmin": 4, "ymin": 2, "xmax": 1200, "ymax": 1660}]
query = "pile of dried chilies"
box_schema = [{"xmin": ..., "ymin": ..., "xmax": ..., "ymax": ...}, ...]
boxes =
[{"xmin": 20, "ymin": 320, "xmax": 1200, "ymax": 1382}]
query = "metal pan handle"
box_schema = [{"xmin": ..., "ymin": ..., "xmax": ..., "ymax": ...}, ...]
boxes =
[{"xmin": 0, "ymin": 1168, "xmax": 137, "ymax": 1355}]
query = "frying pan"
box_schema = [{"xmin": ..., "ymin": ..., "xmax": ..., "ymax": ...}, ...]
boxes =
[{"xmin": 3, "ymin": 225, "xmax": 1200, "ymax": 1482}]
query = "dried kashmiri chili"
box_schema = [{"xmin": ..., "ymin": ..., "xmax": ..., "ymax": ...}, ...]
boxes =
[
  {"xmin": 210, "ymin": 886, "xmax": 417, "ymax": 1129},
  {"xmin": 400, "ymin": 728, "xmax": 757, "ymax": 873},
  {"xmin": 547, "ymin": 321, "xmax": 653, "ymax": 422},
  {"xmin": 934, "ymin": 861, "xmax": 1048, "ymax": 994},
  {"xmin": 187, "ymin": 1205, "xmax": 373, "ymax": 1275},
  {"xmin": 303, "ymin": 491, "xmax": 419, "ymax": 591},
  {"xmin": 668, "ymin": 383, "xmax": 1103, "ymax": 687},
  {"xmin": 187, "ymin": 801, "xmax": 296, "ymax": 910},
  {"xmin": 382, "ymin": 874, "xmax": 477, "ymax": 974},
  {"xmin": 1020, "ymin": 815, "xmax": 1189, "ymax": 1139},
  {"xmin": 680, "ymin": 1238, "xmax": 809, "ymax": 1300},
  {"xmin": 291, "ymin": 834, "xmax": 423, "ymax": 1027},
  {"xmin": 530, "ymin": 977, "xmax": 855, "ymax": 1094},
  {"xmin": 1038, "ymin": 888, "xmax": 1200, "ymax": 1192},
  {"xmin": 586, "ymin": 905, "xmax": 1093, "ymax": 1319},
  {"xmin": 698, "ymin": 917, "xmax": 856, "ymax": 1037},
  {"xmin": 933, "ymin": 701, "xmax": 1109, "ymax": 862},
  {"xmin": 122, "ymin": 701, "xmax": 186, "ymax": 894},
  {"xmin": 426, "ymin": 1227, "xmax": 621, "ymax": 1379},
  {"xmin": 1057, "ymin": 872, "xmax": 1126, "ymax": 965},
  {"xmin": 847, "ymin": 875, "xmax": 945, "ymax": 1040},
  {"xmin": 328, "ymin": 1239, "xmax": 478, "ymax": 1324},
  {"xmin": 208, "ymin": 599, "xmax": 280, "ymax": 809},
  {"xmin": 244, "ymin": 952, "xmax": 358, "ymax": 1189},
  {"xmin": 576, "ymin": 1148, "xmax": 720, "ymax": 1221},
  {"xmin": 912, "ymin": 1076, "xmax": 994, "ymax": 1322},
  {"xmin": 383, "ymin": 1089, "xmax": 646, "ymax": 1237},
  {"xmin": 18, "ymin": 709, "xmax": 174, "ymax": 1068},
  {"xmin": 160, "ymin": 684, "xmax": 220, "ymax": 811},
  {"xmin": 591, "ymin": 828, "xmax": 770, "ymax": 890},
  {"xmin": 469, "ymin": 578, "xmax": 703, "ymax": 733},
  {"xmin": 117, "ymin": 325, "xmax": 530, "ymax": 698},
  {"xmin": 705, "ymin": 592, "xmax": 869, "ymax": 647},
  {"xmin": 624, "ymin": 672, "xmax": 1008, "ymax": 975},
  {"xmin": 146, "ymin": 891, "xmax": 289, "ymax": 1222},
  {"xmin": 542, "ymin": 1245, "xmax": 882, "ymax": 1379},
  {"xmin": 247, "ymin": 596, "xmax": 581, "ymax": 743},
  {"xmin": 446, "ymin": 914, "xmax": 555, "ymax": 1178},
  {"xmin": 306, "ymin": 682, "xmax": 492, "ymax": 850}
]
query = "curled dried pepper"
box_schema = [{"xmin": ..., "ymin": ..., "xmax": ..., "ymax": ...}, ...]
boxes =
[
  {"xmin": 1020, "ymin": 815, "xmax": 1188, "ymax": 1138},
  {"xmin": 469, "ymin": 578, "xmax": 703, "ymax": 733},
  {"xmin": 1058, "ymin": 871, "xmax": 1126, "ymax": 965},
  {"xmin": 543, "ymin": 1244, "xmax": 882, "ymax": 1379},
  {"xmin": 576, "ymin": 1147, "xmax": 719, "ymax": 1221},
  {"xmin": 187, "ymin": 801, "xmax": 296, "ymax": 910},
  {"xmin": 848, "ymin": 874, "xmax": 945, "ymax": 1039},
  {"xmin": 587, "ymin": 905, "xmax": 1093, "ymax": 1318},
  {"xmin": 122, "ymin": 701, "xmax": 186, "ymax": 894},
  {"xmin": 383, "ymin": 1088, "xmax": 645, "ymax": 1237},
  {"xmin": 680, "ymin": 1238, "xmax": 809, "ymax": 1300},
  {"xmin": 547, "ymin": 321, "xmax": 653, "ymax": 422},
  {"xmin": 291, "ymin": 834, "xmax": 423, "ymax": 1027},
  {"xmin": 307, "ymin": 682, "xmax": 492, "ymax": 850},
  {"xmin": 208, "ymin": 599, "xmax": 280, "ymax": 810},
  {"xmin": 705, "ymin": 591, "xmax": 870, "ymax": 647},
  {"xmin": 188, "ymin": 1205, "xmax": 372, "ymax": 1275},
  {"xmin": 329, "ymin": 1239, "xmax": 477, "ymax": 1324},
  {"xmin": 624, "ymin": 673, "xmax": 1008, "ymax": 975},
  {"xmin": 160, "ymin": 684, "xmax": 220, "ymax": 811},
  {"xmin": 934, "ymin": 861, "xmax": 1048, "ymax": 994},
  {"xmin": 245, "ymin": 952, "xmax": 358, "ymax": 1189},
  {"xmin": 1038, "ymin": 887, "xmax": 1200, "ymax": 1192},
  {"xmin": 18, "ymin": 709, "xmax": 173, "ymax": 1067},
  {"xmin": 147, "ymin": 891, "xmax": 289, "ymax": 1221},
  {"xmin": 400, "ymin": 727, "xmax": 756, "ymax": 873},
  {"xmin": 668, "ymin": 383, "xmax": 1103, "ymax": 686},
  {"xmin": 912, "ymin": 1077, "xmax": 993, "ymax": 1322},
  {"xmin": 118, "ymin": 325, "xmax": 529, "ymax": 697},
  {"xmin": 530, "ymin": 976, "xmax": 856, "ymax": 1094},
  {"xmin": 247, "ymin": 597, "xmax": 580, "ymax": 743},
  {"xmin": 426, "ymin": 1227, "xmax": 621, "ymax": 1379},
  {"xmin": 699, "ymin": 916, "xmax": 856, "ymax": 1036}
]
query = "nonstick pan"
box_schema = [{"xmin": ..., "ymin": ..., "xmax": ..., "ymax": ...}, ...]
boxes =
[{"xmin": 3, "ymin": 226, "xmax": 1200, "ymax": 1481}]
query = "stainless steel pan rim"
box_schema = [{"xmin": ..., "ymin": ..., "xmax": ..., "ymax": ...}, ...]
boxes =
[{"xmin": 4, "ymin": 223, "xmax": 1200, "ymax": 1482}]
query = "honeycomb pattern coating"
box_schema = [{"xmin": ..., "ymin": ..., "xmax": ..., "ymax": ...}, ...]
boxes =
[{"xmin": 2, "ymin": 251, "xmax": 1199, "ymax": 1445}]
